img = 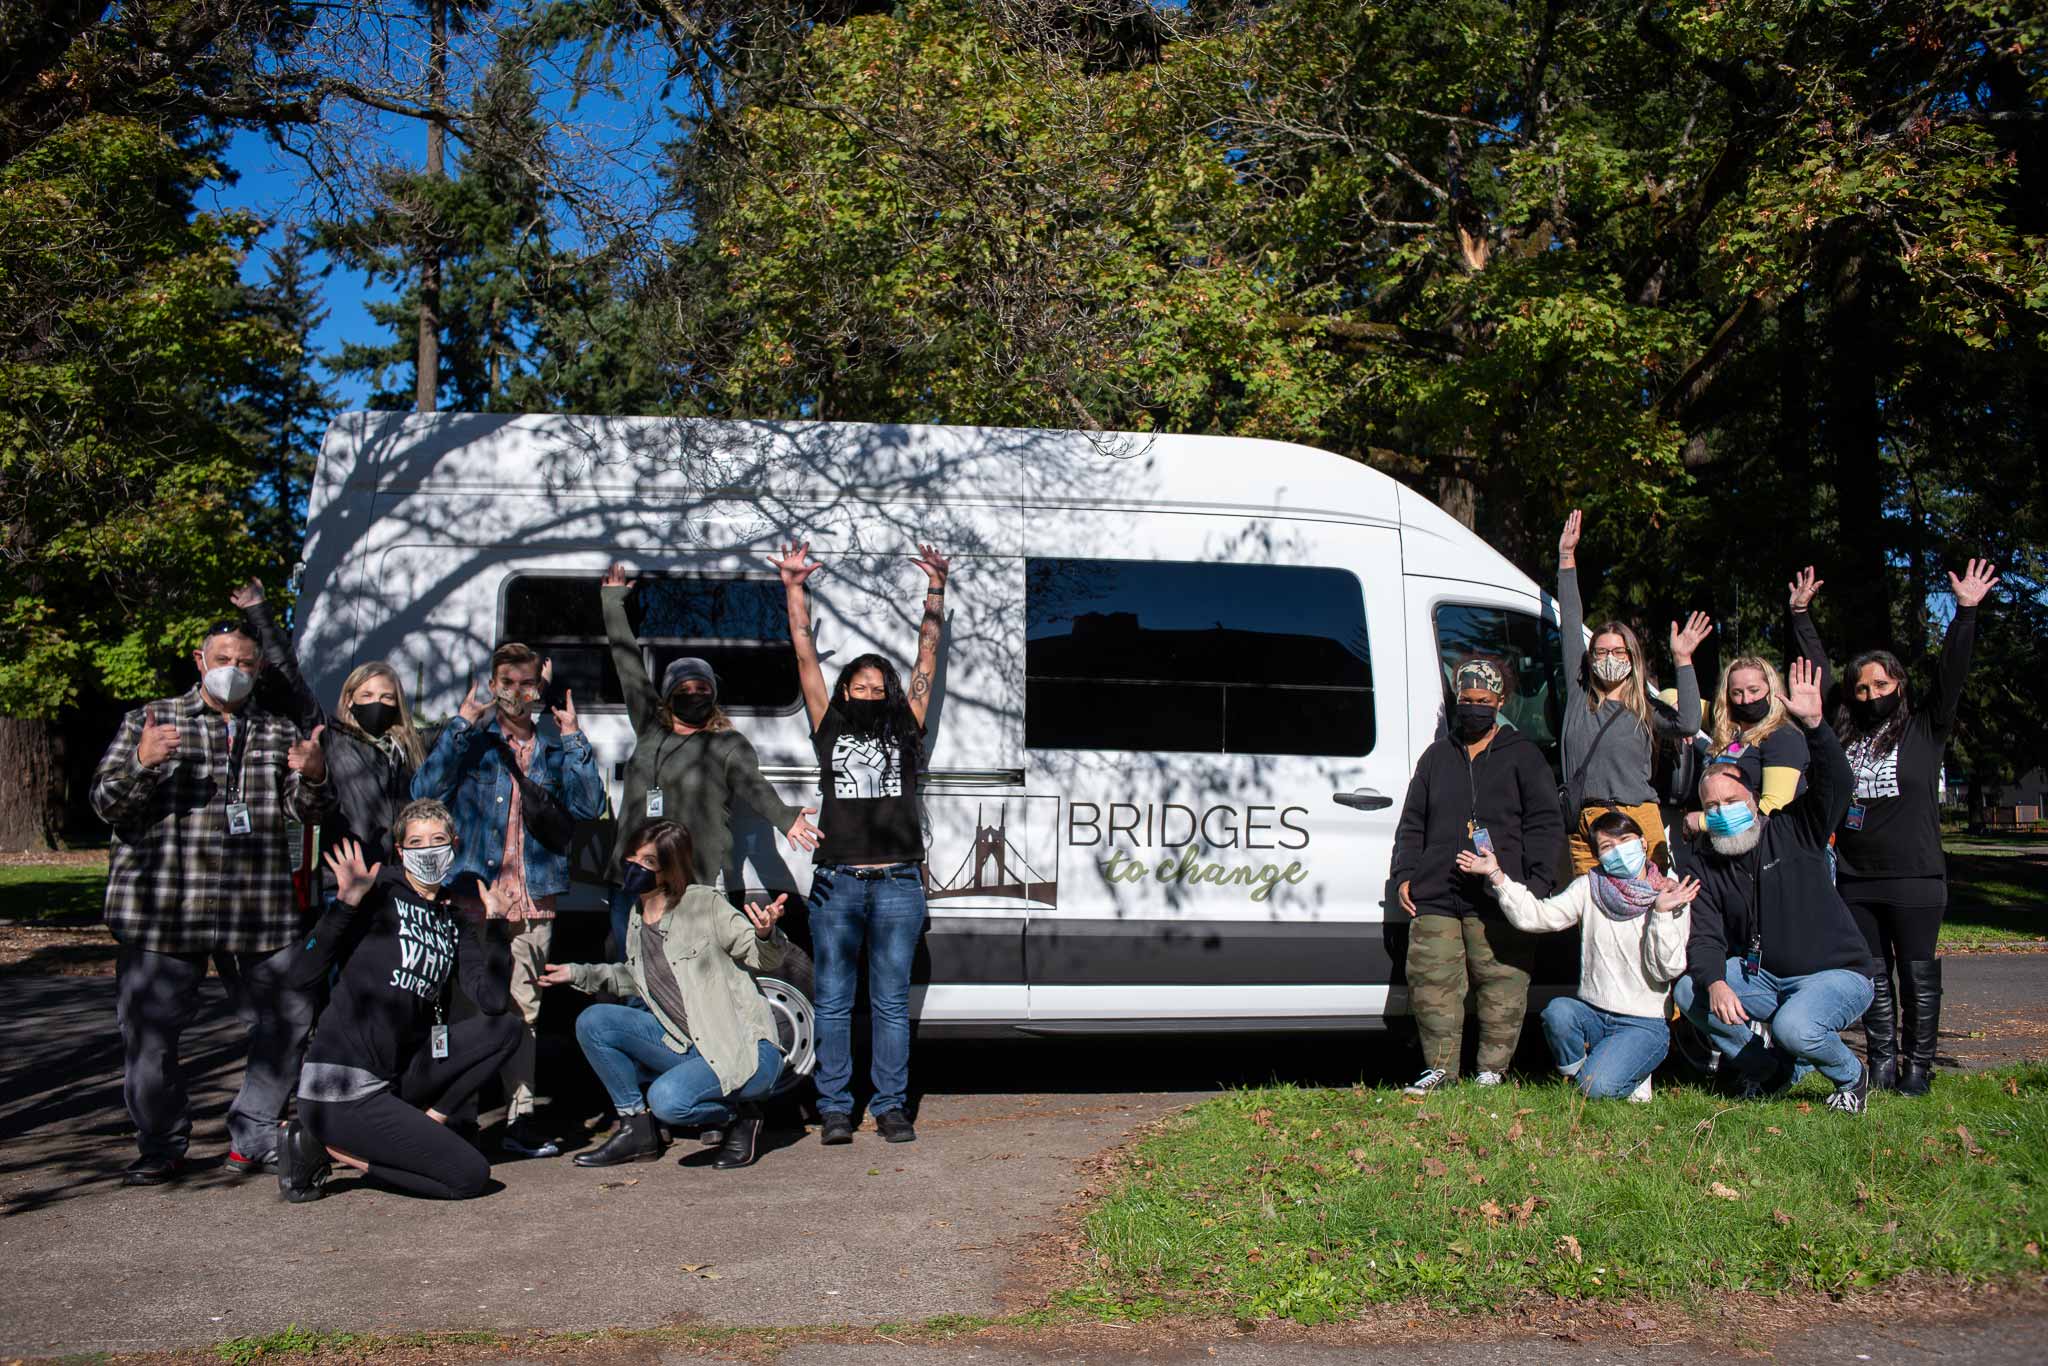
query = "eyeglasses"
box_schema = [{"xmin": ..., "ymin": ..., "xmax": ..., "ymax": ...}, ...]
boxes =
[{"xmin": 1590, "ymin": 647, "xmax": 1632, "ymax": 660}]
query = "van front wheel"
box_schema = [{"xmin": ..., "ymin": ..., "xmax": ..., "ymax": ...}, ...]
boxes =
[{"xmin": 757, "ymin": 942, "xmax": 818, "ymax": 1098}]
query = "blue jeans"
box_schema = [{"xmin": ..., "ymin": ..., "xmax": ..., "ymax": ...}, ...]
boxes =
[
  {"xmin": 1540, "ymin": 996, "xmax": 1669, "ymax": 1099},
  {"xmin": 810, "ymin": 863, "xmax": 927, "ymax": 1118},
  {"xmin": 573, "ymin": 1003, "xmax": 782, "ymax": 1126},
  {"xmin": 1673, "ymin": 957, "xmax": 1874, "ymax": 1088}
]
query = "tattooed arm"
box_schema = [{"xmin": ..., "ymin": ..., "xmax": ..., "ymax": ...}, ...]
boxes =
[
  {"xmin": 775, "ymin": 542, "xmax": 831, "ymax": 731},
  {"xmin": 906, "ymin": 544, "xmax": 950, "ymax": 729}
]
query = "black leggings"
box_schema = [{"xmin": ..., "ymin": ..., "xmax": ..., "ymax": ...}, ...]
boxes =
[
  {"xmin": 1846, "ymin": 896, "xmax": 1945, "ymax": 970},
  {"xmin": 301, "ymin": 1013, "xmax": 521, "ymax": 1199}
]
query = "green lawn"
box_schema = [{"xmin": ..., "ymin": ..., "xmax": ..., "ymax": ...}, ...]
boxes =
[
  {"xmin": 0, "ymin": 859, "xmax": 109, "ymax": 924},
  {"xmin": 1944, "ymin": 844, "xmax": 2048, "ymax": 947},
  {"xmin": 1077, "ymin": 1067, "xmax": 2048, "ymax": 1324}
]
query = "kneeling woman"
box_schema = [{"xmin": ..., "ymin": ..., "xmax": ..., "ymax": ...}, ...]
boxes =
[
  {"xmin": 540, "ymin": 819, "xmax": 789, "ymax": 1171},
  {"xmin": 279, "ymin": 802, "xmax": 523, "ymax": 1201},
  {"xmin": 1457, "ymin": 811, "xmax": 1700, "ymax": 1100}
]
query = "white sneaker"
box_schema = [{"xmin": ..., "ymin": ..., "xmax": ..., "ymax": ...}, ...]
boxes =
[
  {"xmin": 1474, "ymin": 1070, "xmax": 1506, "ymax": 1087},
  {"xmin": 1628, "ymin": 1075, "xmax": 1654, "ymax": 1104},
  {"xmin": 1403, "ymin": 1067, "xmax": 1452, "ymax": 1096}
]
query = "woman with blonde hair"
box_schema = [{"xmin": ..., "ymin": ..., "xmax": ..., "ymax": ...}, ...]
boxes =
[
  {"xmin": 1692, "ymin": 654, "xmax": 1809, "ymax": 824},
  {"xmin": 1556, "ymin": 511, "xmax": 1711, "ymax": 875}
]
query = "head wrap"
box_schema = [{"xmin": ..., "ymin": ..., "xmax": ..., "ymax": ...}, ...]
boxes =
[{"xmin": 1452, "ymin": 657, "xmax": 1506, "ymax": 700}]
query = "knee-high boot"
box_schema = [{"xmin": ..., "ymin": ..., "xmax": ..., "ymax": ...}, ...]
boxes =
[
  {"xmin": 1861, "ymin": 968, "xmax": 1899, "ymax": 1091},
  {"xmin": 1897, "ymin": 959, "xmax": 1942, "ymax": 1097}
]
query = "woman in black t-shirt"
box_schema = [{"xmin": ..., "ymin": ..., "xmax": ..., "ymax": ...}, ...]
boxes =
[
  {"xmin": 775, "ymin": 539, "xmax": 949, "ymax": 1147},
  {"xmin": 1788, "ymin": 559, "xmax": 1998, "ymax": 1097}
]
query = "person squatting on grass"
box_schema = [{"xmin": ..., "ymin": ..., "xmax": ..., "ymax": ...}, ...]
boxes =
[
  {"xmin": 92, "ymin": 617, "xmax": 334, "ymax": 1186},
  {"xmin": 1791, "ymin": 560, "xmax": 1998, "ymax": 1097},
  {"xmin": 279, "ymin": 805, "xmax": 523, "ymax": 1202},
  {"xmin": 1673, "ymin": 658, "xmax": 1878, "ymax": 1115},
  {"xmin": 538, "ymin": 820, "xmax": 790, "ymax": 1172},
  {"xmin": 1556, "ymin": 509, "xmax": 1711, "ymax": 875},
  {"xmin": 1458, "ymin": 810, "xmax": 1700, "ymax": 1101},
  {"xmin": 1389, "ymin": 657, "xmax": 1565, "ymax": 1096}
]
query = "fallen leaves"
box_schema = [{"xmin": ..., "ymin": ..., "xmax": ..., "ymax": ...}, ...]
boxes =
[
  {"xmin": 1420, "ymin": 1156, "xmax": 1449, "ymax": 1178},
  {"xmin": 1956, "ymin": 1124, "xmax": 1985, "ymax": 1156},
  {"xmin": 1771, "ymin": 1208, "xmax": 1793, "ymax": 1227},
  {"xmin": 1709, "ymin": 1181, "xmax": 1744, "ymax": 1201},
  {"xmin": 1554, "ymin": 1234, "xmax": 1583, "ymax": 1263},
  {"xmin": 597, "ymin": 1178, "xmax": 640, "ymax": 1191}
]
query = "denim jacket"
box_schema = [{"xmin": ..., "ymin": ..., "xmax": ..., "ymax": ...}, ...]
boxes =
[{"xmin": 411, "ymin": 713, "xmax": 605, "ymax": 898}]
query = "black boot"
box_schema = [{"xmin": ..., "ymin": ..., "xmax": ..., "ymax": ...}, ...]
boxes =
[
  {"xmin": 1898, "ymin": 959, "xmax": 1942, "ymax": 1097},
  {"xmin": 574, "ymin": 1112, "xmax": 664, "ymax": 1167},
  {"xmin": 1862, "ymin": 969, "xmax": 1900, "ymax": 1091},
  {"xmin": 711, "ymin": 1104, "xmax": 763, "ymax": 1170},
  {"xmin": 277, "ymin": 1118, "xmax": 330, "ymax": 1204}
]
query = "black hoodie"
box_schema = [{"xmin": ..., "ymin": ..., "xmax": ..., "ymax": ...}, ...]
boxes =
[{"xmin": 1388, "ymin": 724, "xmax": 1564, "ymax": 918}]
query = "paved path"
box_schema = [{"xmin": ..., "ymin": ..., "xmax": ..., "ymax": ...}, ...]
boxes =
[{"xmin": 2, "ymin": 959, "xmax": 2043, "ymax": 1359}]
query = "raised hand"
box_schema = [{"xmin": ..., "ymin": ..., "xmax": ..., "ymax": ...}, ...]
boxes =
[
  {"xmin": 458, "ymin": 676, "xmax": 493, "ymax": 725},
  {"xmin": 229, "ymin": 578, "xmax": 265, "ymax": 610},
  {"xmin": 288, "ymin": 724, "xmax": 328, "ymax": 783},
  {"xmin": 1669, "ymin": 611, "xmax": 1714, "ymax": 665},
  {"xmin": 135, "ymin": 704, "xmax": 181, "ymax": 769},
  {"xmin": 536, "ymin": 963, "xmax": 575, "ymax": 988},
  {"xmin": 476, "ymin": 876, "xmax": 510, "ymax": 921},
  {"xmin": 1655, "ymin": 874, "xmax": 1702, "ymax": 915},
  {"xmin": 1558, "ymin": 509, "xmax": 1582, "ymax": 565},
  {"xmin": 601, "ymin": 562, "xmax": 635, "ymax": 591},
  {"xmin": 1784, "ymin": 655, "xmax": 1825, "ymax": 728},
  {"xmin": 1455, "ymin": 849, "xmax": 1502, "ymax": 879},
  {"xmin": 550, "ymin": 688, "xmax": 579, "ymax": 736},
  {"xmin": 773, "ymin": 540, "xmax": 821, "ymax": 590},
  {"xmin": 323, "ymin": 837, "xmax": 380, "ymax": 906},
  {"xmin": 1949, "ymin": 558, "xmax": 2000, "ymax": 609},
  {"xmin": 1787, "ymin": 565, "xmax": 1824, "ymax": 613},
  {"xmin": 784, "ymin": 807, "xmax": 821, "ymax": 852},
  {"xmin": 743, "ymin": 893, "xmax": 788, "ymax": 939},
  {"xmin": 910, "ymin": 543, "xmax": 951, "ymax": 592}
]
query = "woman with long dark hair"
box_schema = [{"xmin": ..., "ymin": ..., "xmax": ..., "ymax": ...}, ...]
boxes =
[
  {"xmin": 1788, "ymin": 559, "xmax": 1999, "ymax": 1095},
  {"xmin": 775, "ymin": 539, "xmax": 949, "ymax": 1146},
  {"xmin": 1557, "ymin": 511, "xmax": 1710, "ymax": 874}
]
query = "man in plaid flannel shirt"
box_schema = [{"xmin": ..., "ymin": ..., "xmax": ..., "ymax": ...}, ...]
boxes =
[{"xmin": 92, "ymin": 619, "xmax": 333, "ymax": 1185}]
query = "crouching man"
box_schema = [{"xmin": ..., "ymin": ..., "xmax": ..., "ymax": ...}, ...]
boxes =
[{"xmin": 1673, "ymin": 657, "xmax": 1875, "ymax": 1113}]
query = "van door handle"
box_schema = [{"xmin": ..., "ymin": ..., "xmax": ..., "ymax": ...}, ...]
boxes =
[{"xmin": 1333, "ymin": 788, "xmax": 1394, "ymax": 811}]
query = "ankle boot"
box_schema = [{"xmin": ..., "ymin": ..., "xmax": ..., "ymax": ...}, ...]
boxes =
[
  {"xmin": 574, "ymin": 1111, "xmax": 664, "ymax": 1167},
  {"xmin": 1862, "ymin": 969, "xmax": 1900, "ymax": 1091},
  {"xmin": 711, "ymin": 1104, "xmax": 763, "ymax": 1170},
  {"xmin": 1898, "ymin": 959, "xmax": 1942, "ymax": 1097}
]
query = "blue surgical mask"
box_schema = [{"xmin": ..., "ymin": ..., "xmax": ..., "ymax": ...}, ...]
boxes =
[
  {"xmin": 1705, "ymin": 801, "xmax": 1756, "ymax": 837},
  {"xmin": 1598, "ymin": 838, "xmax": 1647, "ymax": 879}
]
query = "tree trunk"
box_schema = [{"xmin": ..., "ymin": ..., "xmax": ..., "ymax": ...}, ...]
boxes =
[
  {"xmin": 1436, "ymin": 470, "xmax": 1477, "ymax": 530},
  {"xmin": 416, "ymin": 0, "xmax": 449, "ymax": 414},
  {"xmin": 0, "ymin": 716, "xmax": 61, "ymax": 851},
  {"xmin": 1777, "ymin": 289, "xmax": 1812, "ymax": 566},
  {"xmin": 1822, "ymin": 246, "xmax": 1892, "ymax": 649}
]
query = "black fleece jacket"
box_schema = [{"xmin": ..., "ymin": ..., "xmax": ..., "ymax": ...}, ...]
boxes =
[
  {"xmin": 1678, "ymin": 718, "xmax": 1873, "ymax": 999},
  {"xmin": 1389, "ymin": 724, "xmax": 1564, "ymax": 918}
]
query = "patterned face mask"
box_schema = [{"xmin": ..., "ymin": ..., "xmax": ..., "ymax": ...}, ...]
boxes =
[
  {"xmin": 400, "ymin": 843, "xmax": 456, "ymax": 885},
  {"xmin": 1592, "ymin": 654, "xmax": 1633, "ymax": 685}
]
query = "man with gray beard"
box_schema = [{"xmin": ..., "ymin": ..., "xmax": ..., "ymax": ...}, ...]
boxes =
[{"xmin": 1673, "ymin": 658, "xmax": 1877, "ymax": 1114}]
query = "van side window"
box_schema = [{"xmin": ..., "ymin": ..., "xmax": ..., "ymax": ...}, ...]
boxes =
[
  {"xmin": 1432, "ymin": 603, "xmax": 1565, "ymax": 778},
  {"xmin": 501, "ymin": 575, "xmax": 799, "ymax": 713},
  {"xmin": 1025, "ymin": 558, "xmax": 1374, "ymax": 756}
]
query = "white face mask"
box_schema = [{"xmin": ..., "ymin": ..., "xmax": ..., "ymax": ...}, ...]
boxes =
[
  {"xmin": 400, "ymin": 843, "xmax": 456, "ymax": 886},
  {"xmin": 1592, "ymin": 654, "xmax": 1633, "ymax": 686},
  {"xmin": 203, "ymin": 664, "xmax": 255, "ymax": 706}
]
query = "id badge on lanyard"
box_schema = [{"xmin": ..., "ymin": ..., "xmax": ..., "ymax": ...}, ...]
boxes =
[
  {"xmin": 222, "ymin": 718, "xmax": 253, "ymax": 836},
  {"xmin": 1845, "ymin": 802, "xmax": 1867, "ymax": 831},
  {"xmin": 431, "ymin": 1001, "xmax": 450, "ymax": 1059},
  {"xmin": 1742, "ymin": 933, "xmax": 1762, "ymax": 976},
  {"xmin": 645, "ymin": 785, "xmax": 664, "ymax": 818}
]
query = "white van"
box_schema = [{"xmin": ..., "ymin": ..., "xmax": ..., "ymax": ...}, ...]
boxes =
[{"xmin": 295, "ymin": 412, "xmax": 1571, "ymax": 1040}]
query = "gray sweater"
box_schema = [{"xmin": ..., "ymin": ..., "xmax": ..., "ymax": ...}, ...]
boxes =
[{"xmin": 1559, "ymin": 565, "xmax": 1700, "ymax": 807}]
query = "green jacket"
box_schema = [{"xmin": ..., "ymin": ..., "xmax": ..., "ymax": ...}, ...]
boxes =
[
  {"xmin": 568, "ymin": 884, "xmax": 787, "ymax": 1093},
  {"xmin": 601, "ymin": 585, "xmax": 800, "ymax": 884}
]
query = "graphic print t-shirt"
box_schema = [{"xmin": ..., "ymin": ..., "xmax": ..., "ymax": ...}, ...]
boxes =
[
  {"xmin": 811, "ymin": 705, "xmax": 925, "ymax": 867},
  {"xmin": 299, "ymin": 875, "xmax": 473, "ymax": 1092}
]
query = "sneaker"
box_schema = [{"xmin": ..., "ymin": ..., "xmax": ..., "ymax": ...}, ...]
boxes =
[
  {"xmin": 121, "ymin": 1153, "xmax": 186, "ymax": 1187},
  {"xmin": 1825, "ymin": 1064, "xmax": 1870, "ymax": 1116},
  {"xmin": 818, "ymin": 1112, "xmax": 855, "ymax": 1145},
  {"xmin": 225, "ymin": 1148, "xmax": 280, "ymax": 1176},
  {"xmin": 277, "ymin": 1118, "xmax": 331, "ymax": 1203},
  {"xmin": 1403, "ymin": 1068, "xmax": 1452, "ymax": 1097},
  {"xmin": 1474, "ymin": 1070, "xmax": 1506, "ymax": 1087},
  {"xmin": 874, "ymin": 1109, "xmax": 917, "ymax": 1144},
  {"xmin": 1628, "ymin": 1075, "xmax": 1654, "ymax": 1104},
  {"xmin": 499, "ymin": 1118, "xmax": 562, "ymax": 1159},
  {"xmin": 1734, "ymin": 1047, "xmax": 1798, "ymax": 1100}
]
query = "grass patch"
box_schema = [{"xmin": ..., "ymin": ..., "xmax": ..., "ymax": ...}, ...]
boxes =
[
  {"xmin": 1944, "ymin": 843, "xmax": 2048, "ymax": 947},
  {"xmin": 214, "ymin": 1326, "xmax": 364, "ymax": 1364},
  {"xmin": 0, "ymin": 860, "xmax": 108, "ymax": 924},
  {"xmin": 1082, "ymin": 1067, "xmax": 2048, "ymax": 1324}
]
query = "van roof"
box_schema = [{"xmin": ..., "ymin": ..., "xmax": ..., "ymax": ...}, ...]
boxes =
[{"xmin": 318, "ymin": 411, "xmax": 1542, "ymax": 601}]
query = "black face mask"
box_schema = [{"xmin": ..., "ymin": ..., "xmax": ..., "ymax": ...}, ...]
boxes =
[
  {"xmin": 1452, "ymin": 703, "xmax": 1498, "ymax": 741},
  {"xmin": 1852, "ymin": 691, "xmax": 1903, "ymax": 727},
  {"xmin": 841, "ymin": 698, "xmax": 888, "ymax": 735},
  {"xmin": 671, "ymin": 693, "xmax": 716, "ymax": 727},
  {"xmin": 619, "ymin": 863, "xmax": 658, "ymax": 898},
  {"xmin": 351, "ymin": 701, "xmax": 400, "ymax": 736},
  {"xmin": 1728, "ymin": 696, "xmax": 1772, "ymax": 726}
]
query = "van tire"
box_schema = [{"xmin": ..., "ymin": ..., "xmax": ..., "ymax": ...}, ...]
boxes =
[{"xmin": 755, "ymin": 943, "xmax": 818, "ymax": 1108}]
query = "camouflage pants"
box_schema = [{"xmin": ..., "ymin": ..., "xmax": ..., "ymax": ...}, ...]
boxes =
[{"xmin": 1406, "ymin": 914, "xmax": 1536, "ymax": 1076}]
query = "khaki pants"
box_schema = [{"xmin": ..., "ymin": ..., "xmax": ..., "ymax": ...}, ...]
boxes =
[
  {"xmin": 1568, "ymin": 800, "xmax": 1670, "ymax": 876},
  {"xmin": 1406, "ymin": 914, "xmax": 1535, "ymax": 1076}
]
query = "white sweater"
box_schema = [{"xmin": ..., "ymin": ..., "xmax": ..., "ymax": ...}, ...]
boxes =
[{"xmin": 1491, "ymin": 873, "xmax": 1690, "ymax": 1019}]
